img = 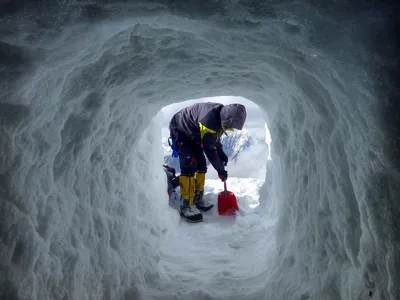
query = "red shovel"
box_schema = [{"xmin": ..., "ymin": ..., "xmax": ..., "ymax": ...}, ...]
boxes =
[{"xmin": 218, "ymin": 181, "xmax": 239, "ymax": 215}]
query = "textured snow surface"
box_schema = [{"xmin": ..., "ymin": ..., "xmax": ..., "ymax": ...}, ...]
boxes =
[
  {"xmin": 152, "ymin": 178, "xmax": 272, "ymax": 300},
  {"xmin": 1, "ymin": 1, "xmax": 399, "ymax": 300}
]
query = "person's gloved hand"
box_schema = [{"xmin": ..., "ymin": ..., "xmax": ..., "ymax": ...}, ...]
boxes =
[
  {"xmin": 218, "ymin": 150, "xmax": 228, "ymax": 166},
  {"xmin": 218, "ymin": 170, "xmax": 228, "ymax": 182}
]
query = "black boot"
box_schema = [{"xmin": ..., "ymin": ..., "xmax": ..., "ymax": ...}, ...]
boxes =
[
  {"xmin": 179, "ymin": 175, "xmax": 203, "ymax": 222},
  {"xmin": 194, "ymin": 190, "xmax": 214, "ymax": 212},
  {"xmin": 180, "ymin": 198, "xmax": 203, "ymax": 222}
]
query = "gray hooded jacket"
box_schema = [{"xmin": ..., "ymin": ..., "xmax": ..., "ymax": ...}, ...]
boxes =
[{"xmin": 169, "ymin": 102, "xmax": 247, "ymax": 174}]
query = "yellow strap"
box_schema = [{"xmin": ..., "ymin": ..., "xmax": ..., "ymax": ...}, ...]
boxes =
[
  {"xmin": 199, "ymin": 122, "xmax": 216, "ymax": 141},
  {"xmin": 199, "ymin": 122, "xmax": 219, "ymax": 149}
]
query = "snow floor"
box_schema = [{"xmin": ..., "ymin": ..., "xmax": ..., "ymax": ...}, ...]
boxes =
[{"xmin": 148, "ymin": 178, "xmax": 275, "ymax": 299}]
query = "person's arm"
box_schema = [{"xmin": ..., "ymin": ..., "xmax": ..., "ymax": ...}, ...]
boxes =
[
  {"xmin": 215, "ymin": 140, "xmax": 223, "ymax": 152},
  {"xmin": 202, "ymin": 132, "xmax": 225, "ymax": 174},
  {"xmin": 215, "ymin": 141, "xmax": 228, "ymax": 166}
]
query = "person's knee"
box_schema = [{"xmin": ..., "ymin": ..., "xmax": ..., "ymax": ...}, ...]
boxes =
[
  {"xmin": 179, "ymin": 151, "xmax": 198, "ymax": 176},
  {"xmin": 197, "ymin": 166, "xmax": 207, "ymax": 173},
  {"xmin": 195, "ymin": 171, "xmax": 206, "ymax": 190},
  {"xmin": 180, "ymin": 170, "xmax": 196, "ymax": 177}
]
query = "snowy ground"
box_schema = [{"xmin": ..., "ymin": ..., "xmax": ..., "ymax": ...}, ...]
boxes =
[
  {"xmin": 168, "ymin": 177, "xmax": 265, "ymax": 218},
  {"xmin": 148, "ymin": 177, "xmax": 275, "ymax": 300}
]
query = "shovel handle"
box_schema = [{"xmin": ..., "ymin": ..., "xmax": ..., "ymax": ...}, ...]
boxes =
[{"xmin": 224, "ymin": 181, "xmax": 228, "ymax": 198}]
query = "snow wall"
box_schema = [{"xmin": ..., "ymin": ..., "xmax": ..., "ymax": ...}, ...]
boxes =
[{"xmin": 0, "ymin": 1, "xmax": 399, "ymax": 300}]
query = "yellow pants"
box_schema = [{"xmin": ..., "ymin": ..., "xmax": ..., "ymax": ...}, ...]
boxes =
[
  {"xmin": 195, "ymin": 171, "xmax": 206, "ymax": 195},
  {"xmin": 179, "ymin": 175, "xmax": 196, "ymax": 206},
  {"xmin": 180, "ymin": 172, "xmax": 206, "ymax": 206}
]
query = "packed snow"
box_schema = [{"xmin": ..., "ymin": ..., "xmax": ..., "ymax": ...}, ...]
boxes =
[
  {"xmin": 1, "ymin": 1, "xmax": 399, "ymax": 300},
  {"xmin": 152, "ymin": 178, "xmax": 272, "ymax": 300}
]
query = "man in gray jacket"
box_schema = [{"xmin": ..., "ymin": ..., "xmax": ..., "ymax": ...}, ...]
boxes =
[{"xmin": 169, "ymin": 102, "xmax": 247, "ymax": 222}]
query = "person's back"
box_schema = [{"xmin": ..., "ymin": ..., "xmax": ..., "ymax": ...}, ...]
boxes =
[{"xmin": 170, "ymin": 102, "xmax": 224, "ymax": 145}]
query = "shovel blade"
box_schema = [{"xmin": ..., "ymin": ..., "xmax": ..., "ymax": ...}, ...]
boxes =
[{"xmin": 218, "ymin": 190, "xmax": 239, "ymax": 215}]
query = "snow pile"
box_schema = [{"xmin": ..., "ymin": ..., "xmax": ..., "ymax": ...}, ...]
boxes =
[
  {"xmin": 0, "ymin": 1, "xmax": 399, "ymax": 300},
  {"xmin": 219, "ymin": 131, "xmax": 254, "ymax": 160},
  {"xmin": 204, "ymin": 177, "xmax": 264, "ymax": 210}
]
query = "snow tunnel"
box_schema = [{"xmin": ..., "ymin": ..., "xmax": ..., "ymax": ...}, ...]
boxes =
[{"xmin": 0, "ymin": 1, "xmax": 399, "ymax": 300}]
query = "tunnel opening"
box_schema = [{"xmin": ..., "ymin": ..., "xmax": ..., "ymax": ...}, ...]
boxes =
[
  {"xmin": 157, "ymin": 95, "xmax": 271, "ymax": 186},
  {"xmin": 139, "ymin": 96, "xmax": 277, "ymax": 300}
]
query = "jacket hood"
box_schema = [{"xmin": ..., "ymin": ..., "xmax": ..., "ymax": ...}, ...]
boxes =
[{"xmin": 220, "ymin": 104, "xmax": 247, "ymax": 130}]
